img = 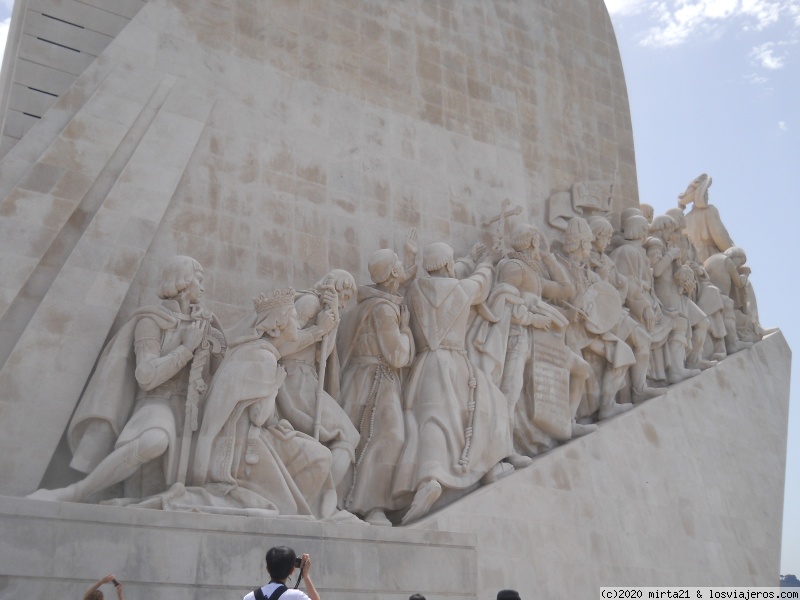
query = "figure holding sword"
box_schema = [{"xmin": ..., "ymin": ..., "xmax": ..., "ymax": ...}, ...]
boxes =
[
  {"xmin": 175, "ymin": 305, "xmax": 223, "ymax": 486},
  {"xmin": 29, "ymin": 256, "xmax": 225, "ymax": 504}
]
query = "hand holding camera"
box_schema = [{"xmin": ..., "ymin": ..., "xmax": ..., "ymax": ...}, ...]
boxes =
[{"xmin": 294, "ymin": 553, "xmax": 312, "ymax": 582}]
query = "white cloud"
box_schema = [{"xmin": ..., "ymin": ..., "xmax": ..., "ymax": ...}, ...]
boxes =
[
  {"xmin": 740, "ymin": 0, "xmax": 784, "ymax": 29},
  {"xmin": 778, "ymin": 120, "xmax": 788, "ymax": 130},
  {"xmin": 744, "ymin": 72, "xmax": 770, "ymax": 83},
  {"xmin": 606, "ymin": 0, "xmax": 800, "ymax": 48},
  {"xmin": 750, "ymin": 41, "xmax": 786, "ymax": 68}
]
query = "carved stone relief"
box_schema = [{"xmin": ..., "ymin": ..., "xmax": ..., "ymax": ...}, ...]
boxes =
[{"xmin": 27, "ymin": 176, "xmax": 762, "ymax": 525}]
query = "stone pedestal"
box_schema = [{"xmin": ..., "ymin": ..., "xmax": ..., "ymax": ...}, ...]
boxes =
[{"xmin": 0, "ymin": 495, "xmax": 477, "ymax": 600}]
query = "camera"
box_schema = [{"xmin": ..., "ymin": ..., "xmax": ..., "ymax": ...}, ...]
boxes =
[{"xmin": 294, "ymin": 557, "xmax": 303, "ymax": 568}]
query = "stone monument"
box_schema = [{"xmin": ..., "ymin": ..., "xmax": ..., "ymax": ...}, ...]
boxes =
[{"xmin": 0, "ymin": 1, "xmax": 789, "ymax": 599}]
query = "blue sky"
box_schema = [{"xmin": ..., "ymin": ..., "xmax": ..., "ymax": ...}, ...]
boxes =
[
  {"xmin": 605, "ymin": 0, "xmax": 799, "ymax": 575},
  {"xmin": 0, "ymin": 1, "xmax": 10, "ymax": 56},
  {"xmin": 0, "ymin": 0, "xmax": 795, "ymax": 577}
]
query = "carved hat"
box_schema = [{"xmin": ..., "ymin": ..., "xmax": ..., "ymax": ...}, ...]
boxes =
[
  {"xmin": 563, "ymin": 217, "xmax": 592, "ymax": 253},
  {"xmin": 254, "ymin": 287, "xmax": 295, "ymax": 315},
  {"xmin": 224, "ymin": 287, "xmax": 296, "ymax": 349},
  {"xmin": 565, "ymin": 217, "xmax": 591, "ymax": 241},
  {"xmin": 368, "ymin": 249, "xmax": 400, "ymax": 284},
  {"xmin": 422, "ymin": 242, "xmax": 454, "ymax": 272},
  {"xmin": 678, "ymin": 173, "xmax": 711, "ymax": 208}
]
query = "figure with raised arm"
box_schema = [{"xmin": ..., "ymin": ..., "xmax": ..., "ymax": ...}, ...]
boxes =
[
  {"xmin": 394, "ymin": 241, "xmax": 515, "ymax": 524},
  {"xmin": 336, "ymin": 248, "xmax": 416, "ymax": 526}
]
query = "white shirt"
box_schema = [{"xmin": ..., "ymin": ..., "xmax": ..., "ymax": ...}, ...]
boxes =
[{"xmin": 243, "ymin": 582, "xmax": 311, "ymax": 600}]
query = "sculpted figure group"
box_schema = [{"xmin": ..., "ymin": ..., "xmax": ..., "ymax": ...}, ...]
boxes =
[{"xmin": 29, "ymin": 174, "xmax": 762, "ymax": 525}]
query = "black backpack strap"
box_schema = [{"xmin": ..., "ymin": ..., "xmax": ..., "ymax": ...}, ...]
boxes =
[
  {"xmin": 268, "ymin": 585, "xmax": 288, "ymax": 600},
  {"xmin": 253, "ymin": 587, "xmax": 267, "ymax": 600}
]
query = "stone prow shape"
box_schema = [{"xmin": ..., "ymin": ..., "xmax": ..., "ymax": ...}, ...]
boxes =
[{"xmin": 410, "ymin": 330, "xmax": 790, "ymax": 598}]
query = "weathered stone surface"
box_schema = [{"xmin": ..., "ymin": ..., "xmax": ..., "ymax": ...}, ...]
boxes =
[
  {"xmin": 0, "ymin": 0, "xmax": 788, "ymax": 595},
  {"xmin": 0, "ymin": 494, "xmax": 477, "ymax": 600},
  {"xmin": 0, "ymin": 0, "xmax": 637, "ymax": 497},
  {"xmin": 411, "ymin": 331, "xmax": 790, "ymax": 598},
  {"xmin": 1, "ymin": 331, "xmax": 788, "ymax": 599}
]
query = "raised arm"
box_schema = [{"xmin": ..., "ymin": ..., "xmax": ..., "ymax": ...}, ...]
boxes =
[
  {"xmin": 299, "ymin": 554, "xmax": 321, "ymax": 600},
  {"xmin": 83, "ymin": 575, "xmax": 118, "ymax": 600}
]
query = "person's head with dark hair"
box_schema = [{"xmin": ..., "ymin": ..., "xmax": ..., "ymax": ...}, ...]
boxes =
[
  {"xmin": 85, "ymin": 592, "xmax": 103, "ymax": 600},
  {"xmin": 497, "ymin": 590, "xmax": 521, "ymax": 600},
  {"xmin": 265, "ymin": 546, "xmax": 297, "ymax": 582},
  {"xmin": 409, "ymin": 595, "xmax": 427, "ymax": 600}
]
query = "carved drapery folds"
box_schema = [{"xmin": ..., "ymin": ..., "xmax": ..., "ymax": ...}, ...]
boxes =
[{"xmin": 28, "ymin": 175, "xmax": 762, "ymax": 525}]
